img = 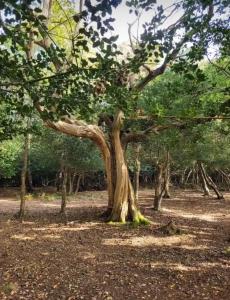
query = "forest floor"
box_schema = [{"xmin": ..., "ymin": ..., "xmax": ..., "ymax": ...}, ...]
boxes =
[{"xmin": 0, "ymin": 188, "xmax": 229, "ymax": 300}]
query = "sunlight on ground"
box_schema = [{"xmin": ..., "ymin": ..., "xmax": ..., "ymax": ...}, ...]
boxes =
[
  {"xmin": 103, "ymin": 234, "xmax": 196, "ymax": 247},
  {"xmin": 179, "ymin": 244, "xmax": 210, "ymax": 250},
  {"xmin": 82, "ymin": 252, "xmax": 96, "ymax": 260},
  {"xmin": 163, "ymin": 208, "xmax": 229, "ymax": 222},
  {"xmin": 42, "ymin": 234, "xmax": 61, "ymax": 239},
  {"xmin": 150, "ymin": 261, "xmax": 228, "ymax": 271},
  {"xmin": 150, "ymin": 262, "xmax": 197, "ymax": 271},
  {"xmin": 32, "ymin": 223, "xmax": 97, "ymax": 232},
  {"xmin": 21, "ymin": 221, "xmax": 35, "ymax": 225},
  {"xmin": 11, "ymin": 234, "xmax": 36, "ymax": 241},
  {"xmin": 11, "ymin": 233, "xmax": 61, "ymax": 241}
]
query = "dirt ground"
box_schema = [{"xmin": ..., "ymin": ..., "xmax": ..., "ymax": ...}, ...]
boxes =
[{"xmin": 0, "ymin": 188, "xmax": 229, "ymax": 300}]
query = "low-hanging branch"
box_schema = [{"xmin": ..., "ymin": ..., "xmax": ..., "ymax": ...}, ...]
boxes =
[
  {"xmin": 121, "ymin": 115, "xmax": 230, "ymax": 147},
  {"xmin": 133, "ymin": 115, "xmax": 230, "ymax": 121}
]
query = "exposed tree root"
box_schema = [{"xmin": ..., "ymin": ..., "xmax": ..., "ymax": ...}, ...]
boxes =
[
  {"xmin": 107, "ymin": 212, "xmax": 151, "ymax": 226},
  {"xmin": 158, "ymin": 220, "xmax": 184, "ymax": 235}
]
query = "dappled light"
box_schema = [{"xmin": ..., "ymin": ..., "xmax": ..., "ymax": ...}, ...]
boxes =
[
  {"xmin": 1, "ymin": 189, "xmax": 230, "ymax": 299},
  {"xmin": 32, "ymin": 223, "xmax": 98, "ymax": 232},
  {"xmin": 103, "ymin": 234, "xmax": 196, "ymax": 247},
  {"xmin": 11, "ymin": 234, "xmax": 36, "ymax": 241},
  {"xmin": 163, "ymin": 208, "xmax": 228, "ymax": 222}
]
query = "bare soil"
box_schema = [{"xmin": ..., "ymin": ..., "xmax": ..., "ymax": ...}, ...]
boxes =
[{"xmin": 0, "ymin": 188, "xmax": 230, "ymax": 300}]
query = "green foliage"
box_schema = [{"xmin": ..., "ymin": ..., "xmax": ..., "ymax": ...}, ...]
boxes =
[
  {"xmin": 0, "ymin": 0, "xmax": 229, "ymax": 186},
  {"xmin": 30, "ymin": 128, "xmax": 103, "ymax": 177},
  {"xmin": 137, "ymin": 62, "xmax": 230, "ymax": 172},
  {"xmin": 0, "ymin": 0, "xmax": 229, "ymax": 122},
  {"xmin": 0, "ymin": 138, "xmax": 22, "ymax": 178}
]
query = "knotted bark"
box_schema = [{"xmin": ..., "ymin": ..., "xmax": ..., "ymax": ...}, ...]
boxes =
[{"xmin": 109, "ymin": 111, "xmax": 148, "ymax": 223}]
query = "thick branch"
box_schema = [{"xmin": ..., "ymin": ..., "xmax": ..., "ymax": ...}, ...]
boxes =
[{"xmin": 135, "ymin": 3, "xmax": 214, "ymax": 91}]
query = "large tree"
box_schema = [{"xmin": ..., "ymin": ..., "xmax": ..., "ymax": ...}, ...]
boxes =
[{"xmin": 0, "ymin": 0, "xmax": 229, "ymax": 222}]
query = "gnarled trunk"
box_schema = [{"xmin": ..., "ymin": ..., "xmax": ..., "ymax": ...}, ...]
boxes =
[
  {"xmin": 47, "ymin": 120, "xmax": 114, "ymax": 211},
  {"xmin": 46, "ymin": 115, "xmax": 148, "ymax": 223},
  {"xmin": 108, "ymin": 111, "xmax": 147, "ymax": 223}
]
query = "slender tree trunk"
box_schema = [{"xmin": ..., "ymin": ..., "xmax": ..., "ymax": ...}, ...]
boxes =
[
  {"xmin": 133, "ymin": 144, "xmax": 141, "ymax": 201},
  {"xmin": 75, "ymin": 174, "xmax": 82, "ymax": 194},
  {"xmin": 68, "ymin": 169, "xmax": 74, "ymax": 195},
  {"xmin": 18, "ymin": 133, "xmax": 30, "ymax": 221},
  {"xmin": 153, "ymin": 163, "xmax": 164, "ymax": 211},
  {"xmin": 180, "ymin": 168, "xmax": 187, "ymax": 187},
  {"xmin": 191, "ymin": 166, "xmax": 196, "ymax": 186},
  {"xmin": 218, "ymin": 169, "xmax": 230, "ymax": 190},
  {"xmin": 60, "ymin": 166, "xmax": 68, "ymax": 214},
  {"xmin": 200, "ymin": 162, "xmax": 224, "ymax": 200},
  {"xmin": 163, "ymin": 151, "xmax": 171, "ymax": 198},
  {"xmin": 27, "ymin": 157, "xmax": 33, "ymax": 193},
  {"xmin": 207, "ymin": 174, "xmax": 224, "ymax": 200},
  {"xmin": 56, "ymin": 170, "xmax": 62, "ymax": 191},
  {"xmin": 185, "ymin": 169, "xmax": 192, "ymax": 185},
  {"xmin": 197, "ymin": 161, "xmax": 211, "ymax": 196}
]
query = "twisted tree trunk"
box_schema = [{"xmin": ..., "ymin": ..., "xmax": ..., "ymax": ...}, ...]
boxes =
[
  {"xmin": 109, "ymin": 111, "xmax": 148, "ymax": 223},
  {"xmin": 46, "ymin": 114, "xmax": 148, "ymax": 223}
]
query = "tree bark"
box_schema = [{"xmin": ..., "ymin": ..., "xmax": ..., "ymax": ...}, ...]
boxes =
[
  {"xmin": 47, "ymin": 120, "xmax": 114, "ymax": 211},
  {"xmin": 27, "ymin": 156, "xmax": 33, "ymax": 193},
  {"xmin": 218, "ymin": 169, "xmax": 230, "ymax": 190},
  {"xmin": 153, "ymin": 163, "xmax": 164, "ymax": 211},
  {"xmin": 18, "ymin": 133, "xmax": 30, "ymax": 221},
  {"xmin": 109, "ymin": 111, "xmax": 148, "ymax": 223},
  {"xmin": 133, "ymin": 144, "xmax": 141, "ymax": 201},
  {"xmin": 60, "ymin": 166, "xmax": 68, "ymax": 214},
  {"xmin": 75, "ymin": 174, "xmax": 82, "ymax": 194},
  {"xmin": 67, "ymin": 169, "xmax": 74, "ymax": 195},
  {"xmin": 197, "ymin": 161, "xmax": 211, "ymax": 196},
  {"xmin": 185, "ymin": 169, "xmax": 192, "ymax": 185},
  {"xmin": 163, "ymin": 151, "xmax": 171, "ymax": 198},
  {"xmin": 44, "ymin": 114, "xmax": 149, "ymax": 223},
  {"xmin": 199, "ymin": 162, "xmax": 224, "ymax": 200},
  {"xmin": 180, "ymin": 168, "xmax": 187, "ymax": 187}
]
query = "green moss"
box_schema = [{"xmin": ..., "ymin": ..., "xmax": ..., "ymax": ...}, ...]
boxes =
[
  {"xmin": 107, "ymin": 212, "xmax": 151, "ymax": 227},
  {"xmin": 1, "ymin": 282, "xmax": 18, "ymax": 295},
  {"xmin": 107, "ymin": 220, "xmax": 126, "ymax": 225},
  {"xmin": 133, "ymin": 216, "xmax": 151, "ymax": 226},
  {"xmin": 223, "ymin": 246, "xmax": 230, "ymax": 256}
]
